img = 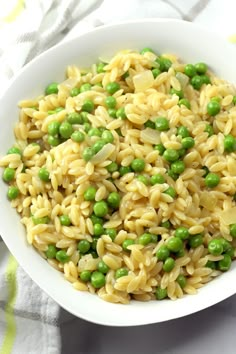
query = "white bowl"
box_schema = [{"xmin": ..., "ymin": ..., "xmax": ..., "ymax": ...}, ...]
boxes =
[{"xmin": 1, "ymin": 19, "xmax": 236, "ymax": 326}]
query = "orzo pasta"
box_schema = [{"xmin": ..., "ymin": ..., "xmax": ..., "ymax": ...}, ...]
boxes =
[{"xmin": 1, "ymin": 47, "xmax": 236, "ymax": 304}]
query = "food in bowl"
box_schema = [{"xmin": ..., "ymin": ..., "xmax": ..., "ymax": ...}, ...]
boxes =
[{"xmin": 1, "ymin": 47, "xmax": 236, "ymax": 304}]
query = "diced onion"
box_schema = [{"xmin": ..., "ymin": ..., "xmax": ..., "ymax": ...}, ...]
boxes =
[
  {"xmin": 219, "ymin": 207, "xmax": 236, "ymax": 225},
  {"xmin": 176, "ymin": 72, "xmax": 189, "ymax": 89},
  {"xmin": 140, "ymin": 128, "xmax": 161, "ymax": 145},
  {"xmin": 133, "ymin": 70, "xmax": 154, "ymax": 92},
  {"xmin": 199, "ymin": 191, "xmax": 217, "ymax": 211},
  {"xmin": 91, "ymin": 143, "xmax": 115, "ymax": 164}
]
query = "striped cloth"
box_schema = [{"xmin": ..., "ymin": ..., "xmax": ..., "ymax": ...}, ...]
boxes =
[{"xmin": 1, "ymin": 1, "xmax": 236, "ymax": 353}]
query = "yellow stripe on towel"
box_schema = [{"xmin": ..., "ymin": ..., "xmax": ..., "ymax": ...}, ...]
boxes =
[{"xmin": 0, "ymin": 255, "xmax": 18, "ymax": 354}]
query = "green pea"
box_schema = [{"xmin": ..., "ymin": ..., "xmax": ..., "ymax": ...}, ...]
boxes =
[
  {"xmin": 144, "ymin": 120, "xmax": 156, "ymax": 129},
  {"xmin": 151, "ymin": 234, "xmax": 158, "ymax": 243},
  {"xmin": 170, "ymin": 160, "xmax": 185, "ymax": 175},
  {"xmin": 84, "ymin": 186, "xmax": 96, "ymax": 201},
  {"xmin": 45, "ymin": 245, "xmax": 57, "ymax": 259},
  {"xmin": 106, "ymin": 82, "xmax": 120, "ymax": 95},
  {"xmin": 116, "ymin": 107, "xmax": 127, "ymax": 119},
  {"xmin": 224, "ymin": 134, "xmax": 236, "ymax": 153},
  {"xmin": 177, "ymin": 126, "xmax": 190, "ymax": 138},
  {"xmin": 7, "ymin": 147, "xmax": 21, "ymax": 155},
  {"xmin": 178, "ymin": 98, "xmax": 191, "ymax": 109},
  {"xmin": 170, "ymin": 88, "xmax": 184, "ymax": 99},
  {"xmin": 97, "ymin": 62, "xmax": 106, "ymax": 73},
  {"xmin": 225, "ymin": 247, "xmax": 235, "ymax": 259},
  {"xmin": 67, "ymin": 112, "xmax": 83, "ymax": 124},
  {"xmin": 136, "ymin": 175, "xmax": 149, "ymax": 185},
  {"xmin": 59, "ymin": 215, "xmax": 71, "ymax": 226},
  {"xmin": 80, "ymin": 111, "xmax": 89, "ymax": 123},
  {"xmin": 184, "ymin": 64, "xmax": 196, "ymax": 77},
  {"xmin": 88, "ymin": 128, "xmax": 101, "ymax": 137},
  {"xmin": 176, "ymin": 249, "xmax": 185, "ymax": 258},
  {"xmin": 161, "ymin": 220, "xmax": 171, "ymax": 229},
  {"xmin": 178, "ymin": 148, "xmax": 187, "ymax": 158},
  {"xmin": 163, "ymin": 257, "xmax": 175, "ymax": 272},
  {"xmin": 93, "ymin": 201, "xmax": 108, "ymax": 217},
  {"xmin": 32, "ymin": 216, "xmax": 49, "ymax": 225},
  {"xmin": 105, "ymin": 228, "xmax": 117, "ymax": 241},
  {"xmin": 7, "ymin": 186, "xmax": 19, "ymax": 200},
  {"xmin": 91, "ymin": 237, "xmax": 99, "ymax": 251},
  {"xmin": 164, "ymin": 186, "xmax": 176, "ymax": 198},
  {"xmin": 182, "ymin": 137, "xmax": 195, "ymax": 149},
  {"xmin": 107, "ymin": 192, "xmax": 121, "ymax": 209},
  {"xmin": 218, "ymin": 238, "xmax": 232, "ymax": 253},
  {"xmin": 174, "ymin": 227, "xmax": 189, "ymax": 240},
  {"xmin": 155, "ymin": 117, "xmax": 169, "ymax": 131},
  {"xmin": 83, "ymin": 123, "xmax": 91, "ymax": 133},
  {"xmin": 156, "ymin": 57, "xmax": 172, "ymax": 72},
  {"xmin": 115, "ymin": 268, "xmax": 128, "ymax": 279},
  {"xmin": 91, "ymin": 139, "xmax": 106, "ymax": 154},
  {"xmin": 97, "ymin": 260, "xmax": 109, "ymax": 274},
  {"xmin": 122, "ymin": 239, "xmax": 134, "ymax": 251},
  {"xmin": 205, "ymin": 124, "xmax": 214, "ymax": 137},
  {"xmin": 3, "ymin": 167, "xmax": 15, "ymax": 182},
  {"xmin": 91, "ymin": 251, "xmax": 98, "ymax": 258},
  {"xmin": 48, "ymin": 121, "xmax": 60, "ymax": 136},
  {"xmin": 154, "ymin": 144, "xmax": 165, "ymax": 155},
  {"xmin": 166, "ymin": 237, "xmax": 183, "ymax": 253},
  {"xmin": 176, "ymin": 274, "xmax": 187, "ymax": 289},
  {"xmin": 163, "ymin": 148, "xmax": 179, "ymax": 162},
  {"xmin": 78, "ymin": 240, "xmax": 91, "ymax": 254},
  {"xmin": 208, "ymin": 239, "xmax": 224, "ymax": 256},
  {"xmin": 167, "ymin": 169, "xmax": 178, "ymax": 181},
  {"xmin": 80, "ymin": 270, "xmax": 92, "ymax": 282},
  {"xmin": 218, "ymin": 254, "xmax": 232, "ymax": 271},
  {"xmin": 106, "ymin": 162, "xmax": 118, "ymax": 173},
  {"xmin": 56, "ymin": 250, "xmax": 70, "ymax": 263},
  {"xmin": 70, "ymin": 87, "xmax": 80, "ymax": 97},
  {"xmin": 189, "ymin": 234, "xmax": 203, "ymax": 248},
  {"xmin": 233, "ymin": 96, "xmax": 236, "ymax": 105},
  {"xmin": 152, "ymin": 68, "xmax": 161, "ymax": 78},
  {"xmin": 195, "ymin": 62, "xmax": 208, "ymax": 74},
  {"xmin": 105, "ymin": 96, "xmax": 116, "ymax": 109},
  {"xmin": 156, "ymin": 245, "xmax": 170, "ymax": 261},
  {"xmin": 201, "ymin": 75, "xmax": 211, "ymax": 84},
  {"xmin": 71, "ymin": 130, "xmax": 85, "ymax": 142},
  {"xmin": 38, "ymin": 168, "xmax": 50, "ymax": 182},
  {"xmin": 140, "ymin": 47, "xmax": 154, "ymax": 54},
  {"xmin": 155, "ymin": 286, "xmax": 168, "ymax": 300},
  {"xmin": 108, "ymin": 108, "xmax": 117, "ymax": 118},
  {"xmin": 131, "ymin": 158, "xmax": 145, "ymax": 172},
  {"xmin": 119, "ymin": 166, "xmax": 132, "ymax": 176},
  {"xmin": 150, "ymin": 174, "xmax": 165, "ymax": 185},
  {"xmin": 82, "ymin": 147, "xmax": 94, "ymax": 162},
  {"xmin": 138, "ymin": 233, "xmax": 152, "ymax": 246},
  {"xmin": 191, "ymin": 75, "xmax": 203, "ymax": 90},
  {"xmin": 90, "ymin": 214, "xmax": 103, "ymax": 225},
  {"xmin": 207, "ymin": 100, "xmax": 221, "ymax": 116},
  {"xmin": 229, "ymin": 224, "xmax": 236, "ymax": 238},
  {"xmin": 102, "ymin": 130, "xmax": 114, "ymax": 143},
  {"xmin": 59, "ymin": 121, "xmax": 73, "ymax": 139},
  {"xmin": 45, "ymin": 82, "xmax": 58, "ymax": 95},
  {"xmin": 92, "ymin": 223, "xmax": 104, "ymax": 237},
  {"xmin": 82, "ymin": 99, "xmax": 94, "ymax": 113},
  {"xmin": 205, "ymin": 173, "xmax": 220, "ymax": 188},
  {"xmin": 48, "ymin": 135, "xmax": 60, "ymax": 146},
  {"xmin": 206, "ymin": 260, "xmax": 217, "ymax": 269},
  {"xmin": 80, "ymin": 83, "xmax": 91, "ymax": 92},
  {"xmin": 91, "ymin": 271, "xmax": 105, "ymax": 288}
]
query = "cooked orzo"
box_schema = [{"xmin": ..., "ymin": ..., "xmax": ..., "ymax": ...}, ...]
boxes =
[{"xmin": 1, "ymin": 47, "xmax": 236, "ymax": 304}]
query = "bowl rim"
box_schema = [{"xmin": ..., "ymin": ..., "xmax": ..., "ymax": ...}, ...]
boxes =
[{"xmin": 1, "ymin": 18, "xmax": 236, "ymax": 326}]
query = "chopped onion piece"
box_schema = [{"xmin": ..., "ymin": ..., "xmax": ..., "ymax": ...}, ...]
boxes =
[
  {"xmin": 133, "ymin": 70, "xmax": 154, "ymax": 92},
  {"xmin": 91, "ymin": 143, "xmax": 115, "ymax": 164},
  {"xmin": 219, "ymin": 207, "xmax": 236, "ymax": 225},
  {"xmin": 78, "ymin": 254, "xmax": 99, "ymax": 271},
  {"xmin": 140, "ymin": 128, "xmax": 161, "ymax": 145},
  {"xmin": 176, "ymin": 72, "xmax": 189, "ymax": 89},
  {"xmin": 199, "ymin": 191, "xmax": 217, "ymax": 211}
]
